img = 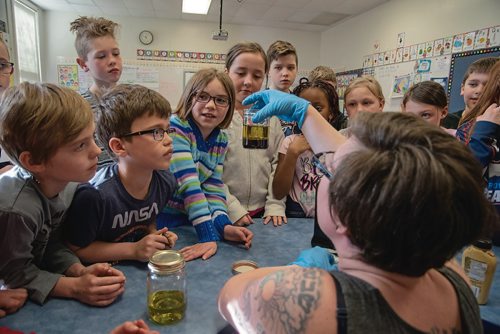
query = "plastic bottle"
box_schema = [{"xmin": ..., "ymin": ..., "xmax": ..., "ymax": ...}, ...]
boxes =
[{"xmin": 462, "ymin": 239, "xmax": 497, "ymax": 305}]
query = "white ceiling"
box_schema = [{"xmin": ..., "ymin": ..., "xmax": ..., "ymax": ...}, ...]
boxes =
[{"xmin": 30, "ymin": 0, "xmax": 389, "ymax": 32}]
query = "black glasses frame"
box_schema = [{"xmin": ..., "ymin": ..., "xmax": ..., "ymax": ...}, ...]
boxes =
[
  {"xmin": 195, "ymin": 91, "xmax": 229, "ymax": 107},
  {"xmin": 121, "ymin": 128, "xmax": 175, "ymax": 141}
]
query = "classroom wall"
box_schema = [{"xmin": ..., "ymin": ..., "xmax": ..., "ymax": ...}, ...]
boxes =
[
  {"xmin": 42, "ymin": 11, "xmax": 321, "ymax": 85},
  {"xmin": 320, "ymin": 0, "xmax": 500, "ymax": 71}
]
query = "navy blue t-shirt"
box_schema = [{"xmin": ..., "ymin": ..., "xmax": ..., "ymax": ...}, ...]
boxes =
[{"xmin": 64, "ymin": 164, "xmax": 176, "ymax": 247}]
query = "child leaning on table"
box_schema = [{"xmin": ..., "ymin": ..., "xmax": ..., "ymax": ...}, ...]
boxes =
[
  {"xmin": 0, "ymin": 82, "xmax": 125, "ymax": 307},
  {"xmin": 157, "ymin": 68, "xmax": 253, "ymax": 261},
  {"xmin": 63, "ymin": 84, "xmax": 178, "ymax": 263}
]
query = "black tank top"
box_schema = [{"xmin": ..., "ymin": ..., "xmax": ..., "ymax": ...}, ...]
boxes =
[{"xmin": 330, "ymin": 267, "xmax": 482, "ymax": 334}]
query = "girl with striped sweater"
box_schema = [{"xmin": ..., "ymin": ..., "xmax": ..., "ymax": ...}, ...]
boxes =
[{"xmin": 157, "ymin": 68, "xmax": 253, "ymax": 261}]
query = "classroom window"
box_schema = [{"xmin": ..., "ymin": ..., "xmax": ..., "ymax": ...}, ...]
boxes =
[{"xmin": 13, "ymin": 0, "xmax": 41, "ymax": 82}]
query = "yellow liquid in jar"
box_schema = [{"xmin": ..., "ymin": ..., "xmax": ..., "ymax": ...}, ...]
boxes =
[
  {"xmin": 242, "ymin": 125, "xmax": 269, "ymax": 149},
  {"xmin": 148, "ymin": 290, "xmax": 186, "ymax": 325}
]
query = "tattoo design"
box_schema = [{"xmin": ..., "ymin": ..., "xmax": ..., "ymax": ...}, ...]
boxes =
[{"xmin": 242, "ymin": 268, "xmax": 322, "ymax": 334}]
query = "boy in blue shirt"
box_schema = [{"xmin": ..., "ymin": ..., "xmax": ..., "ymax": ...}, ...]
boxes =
[
  {"xmin": 64, "ymin": 84, "xmax": 178, "ymax": 263},
  {"xmin": 0, "ymin": 82, "xmax": 125, "ymax": 307}
]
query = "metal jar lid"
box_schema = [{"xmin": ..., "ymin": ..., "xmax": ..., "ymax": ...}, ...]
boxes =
[
  {"xmin": 149, "ymin": 250, "xmax": 185, "ymax": 274},
  {"xmin": 232, "ymin": 260, "xmax": 258, "ymax": 275}
]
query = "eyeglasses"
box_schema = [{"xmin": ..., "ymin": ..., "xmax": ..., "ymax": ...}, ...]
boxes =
[
  {"xmin": 0, "ymin": 62, "xmax": 14, "ymax": 75},
  {"xmin": 195, "ymin": 91, "xmax": 229, "ymax": 107},
  {"xmin": 121, "ymin": 128, "xmax": 176, "ymax": 141},
  {"xmin": 312, "ymin": 151, "xmax": 335, "ymax": 180}
]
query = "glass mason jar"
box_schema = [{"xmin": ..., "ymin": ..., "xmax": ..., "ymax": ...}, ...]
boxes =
[
  {"xmin": 242, "ymin": 108, "xmax": 269, "ymax": 149},
  {"xmin": 147, "ymin": 250, "xmax": 187, "ymax": 325}
]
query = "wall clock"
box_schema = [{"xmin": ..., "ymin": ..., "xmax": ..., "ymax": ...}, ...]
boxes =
[{"xmin": 139, "ymin": 30, "xmax": 154, "ymax": 45}]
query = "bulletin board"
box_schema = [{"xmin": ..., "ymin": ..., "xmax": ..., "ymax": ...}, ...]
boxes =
[
  {"xmin": 57, "ymin": 58, "xmax": 225, "ymax": 108},
  {"xmin": 372, "ymin": 55, "xmax": 452, "ymax": 112},
  {"xmin": 447, "ymin": 47, "xmax": 500, "ymax": 113},
  {"xmin": 359, "ymin": 25, "xmax": 500, "ymax": 112}
]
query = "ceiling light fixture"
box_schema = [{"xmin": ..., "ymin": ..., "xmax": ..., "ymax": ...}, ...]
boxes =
[{"xmin": 182, "ymin": 0, "xmax": 212, "ymax": 14}]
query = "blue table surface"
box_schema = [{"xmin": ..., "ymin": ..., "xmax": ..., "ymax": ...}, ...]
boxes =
[{"xmin": 1, "ymin": 219, "xmax": 499, "ymax": 333}]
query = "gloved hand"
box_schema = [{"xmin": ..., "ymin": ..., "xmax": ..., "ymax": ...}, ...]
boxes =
[
  {"xmin": 242, "ymin": 90, "xmax": 310, "ymax": 128},
  {"xmin": 289, "ymin": 246, "xmax": 338, "ymax": 271}
]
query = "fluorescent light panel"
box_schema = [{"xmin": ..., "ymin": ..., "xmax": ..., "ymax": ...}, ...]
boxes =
[{"xmin": 182, "ymin": 0, "xmax": 212, "ymax": 14}]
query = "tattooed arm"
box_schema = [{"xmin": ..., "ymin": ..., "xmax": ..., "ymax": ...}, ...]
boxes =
[{"xmin": 218, "ymin": 266, "xmax": 337, "ymax": 334}]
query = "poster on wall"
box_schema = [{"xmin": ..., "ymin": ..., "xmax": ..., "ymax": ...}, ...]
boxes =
[
  {"xmin": 403, "ymin": 47, "xmax": 410, "ymax": 62},
  {"xmin": 424, "ymin": 41, "xmax": 434, "ymax": 58},
  {"xmin": 474, "ymin": 29, "xmax": 488, "ymax": 49},
  {"xmin": 391, "ymin": 74, "xmax": 411, "ymax": 98},
  {"xmin": 417, "ymin": 43, "xmax": 426, "ymax": 59},
  {"xmin": 377, "ymin": 53, "xmax": 385, "ymax": 66},
  {"xmin": 389, "ymin": 49, "xmax": 397, "ymax": 64},
  {"xmin": 396, "ymin": 48, "xmax": 403, "ymax": 63},
  {"xmin": 410, "ymin": 45, "xmax": 418, "ymax": 60},
  {"xmin": 433, "ymin": 39, "xmax": 444, "ymax": 57},
  {"xmin": 57, "ymin": 65, "xmax": 79, "ymax": 91},
  {"xmin": 431, "ymin": 77, "xmax": 448, "ymax": 90},
  {"xmin": 463, "ymin": 31, "xmax": 476, "ymax": 51},
  {"xmin": 452, "ymin": 34, "xmax": 464, "ymax": 53},
  {"xmin": 443, "ymin": 37, "xmax": 453, "ymax": 54},
  {"xmin": 384, "ymin": 51, "xmax": 391, "ymax": 64},
  {"xmin": 488, "ymin": 26, "xmax": 500, "ymax": 47},
  {"xmin": 417, "ymin": 59, "xmax": 432, "ymax": 73}
]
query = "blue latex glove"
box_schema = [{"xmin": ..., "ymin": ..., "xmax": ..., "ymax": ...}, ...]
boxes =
[
  {"xmin": 242, "ymin": 90, "xmax": 310, "ymax": 128},
  {"xmin": 290, "ymin": 246, "xmax": 338, "ymax": 271}
]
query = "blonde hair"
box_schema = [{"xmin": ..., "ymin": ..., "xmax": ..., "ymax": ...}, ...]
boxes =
[
  {"xmin": 0, "ymin": 82, "xmax": 93, "ymax": 165},
  {"xmin": 70, "ymin": 16, "xmax": 119, "ymax": 59},
  {"xmin": 176, "ymin": 68, "xmax": 235, "ymax": 129},
  {"xmin": 344, "ymin": 76, "xmax": 385, "ymax": 104},
  {"xmin": 308, "ymin": 65, "xmax": 336, "ymax": 84}
]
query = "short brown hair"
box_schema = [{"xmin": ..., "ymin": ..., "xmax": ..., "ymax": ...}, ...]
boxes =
[
  {"xmin": 266, "ymin": 40, "xmax": 298, "ymax": 66},
  {"xmin": 225, "ymin": 42, "xmax": 268, "ymax": 73},
  {"xmin": 460, "ymin": 61, "xmax": 500, "ymax": 127},
  {"xmin": 96, "ymin": 84, "xmax": 172, "ymax": 158},
  {"xmin": 462, "ymin": 57, "xmax": 499, "ymax": 84},
  {"xmin": 0, "ymin": 82, "xmax": 93, "ymax": 165},
  {"xmin": 329, "ymin": 112, "xmax": 493, "ymax": 276},
  {"xmin": 0, "ymin": 38, "xmax": 9, "ymax": 59},
  {"xmin": 176, "ymin": 68, "xmax": 235, "ymax": 129},
  {"xmin": 402, "ymin": 80, "xmax": 447, "ymax": 109},
  {"xmin": 308, "ymin": 65, "xmax": 336, "ymax": 84},
  {"xmin": 70, "ymin": 16, "xmax": 119, "ymax": 59}
]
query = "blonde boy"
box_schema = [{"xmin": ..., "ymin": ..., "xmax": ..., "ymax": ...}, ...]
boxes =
[
  {"xmin": 64, "ymin": 85, "xmax": 178, "ymax": 263},
  {"xmin": 0, "ymin": 82, "xmax": 125, "ymax": 307},
  {"xmin": 267, "ymin": 40, "xmax": 299, "ymax": 136},
  {"xmin": 70, "ymin": 16, "xmax": 123, "ymax": 167},
  {"xmin": 308, "ymin": 65, "xmax": 337, "ymax": 88}
]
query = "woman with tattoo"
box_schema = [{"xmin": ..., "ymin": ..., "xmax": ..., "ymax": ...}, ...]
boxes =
[{"xmin": 218, "ymin": 90, "xmax": 490, "ymax": 333}]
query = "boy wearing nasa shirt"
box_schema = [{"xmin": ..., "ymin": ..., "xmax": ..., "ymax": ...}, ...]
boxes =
[{"xmin": 64, "ymin": 84, "xmax": 178, "ymax": 263}]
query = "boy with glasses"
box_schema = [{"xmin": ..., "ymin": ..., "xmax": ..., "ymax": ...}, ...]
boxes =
[{"xmin": 64, "ymin": 84, "xmax": 178, "ymax": 263}]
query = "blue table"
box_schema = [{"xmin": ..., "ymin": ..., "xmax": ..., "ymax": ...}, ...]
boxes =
[
  {"xmin": 1, "ymin": 219, "xmax": 499, "ymax": 333},
  {"xmin": 0, "ymin": 219, "xmax": 314, "ymax": 333}
]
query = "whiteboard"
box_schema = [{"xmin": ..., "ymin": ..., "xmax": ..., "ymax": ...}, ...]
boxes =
[{"xmin": 373, "ymin": 55, "xmax": 452, "ymax": 112}]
